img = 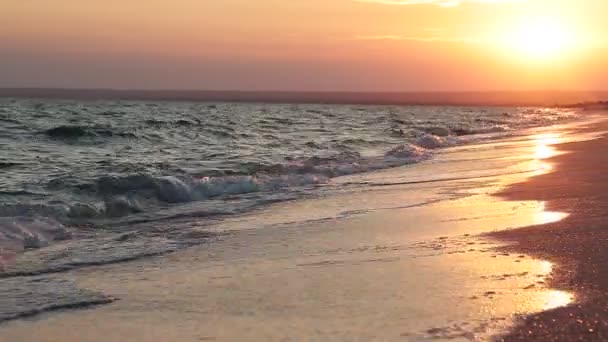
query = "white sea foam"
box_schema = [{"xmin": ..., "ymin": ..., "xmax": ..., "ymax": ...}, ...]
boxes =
[{"xmin": 415, "ymin": 134, "xmax": 448, "ymax": 149}]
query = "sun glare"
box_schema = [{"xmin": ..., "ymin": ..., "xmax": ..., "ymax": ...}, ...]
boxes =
[{"xmin": 506, "ymin": 18, "xmax": 576, "ymax": 61}]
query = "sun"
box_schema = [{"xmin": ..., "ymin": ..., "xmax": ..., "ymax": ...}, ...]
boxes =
[{"xmin": 506, "ymin": 18, "xmax": 575, "ymax": 61}]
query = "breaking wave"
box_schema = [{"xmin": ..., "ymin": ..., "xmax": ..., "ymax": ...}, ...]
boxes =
[{"xmin": 0, "ymin": 99, "xmax": 580, "ymax": 250}]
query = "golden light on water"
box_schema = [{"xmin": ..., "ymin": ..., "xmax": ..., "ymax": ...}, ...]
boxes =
[
  {"xmin": 536, "ymin": 202, "xmax": 569, "ymax": 225},
  {"xmin": 525, "ymin": 133, "xmax": 561, "ymax": 176},
  {"xmin": 543, "ymin": 290, "xmax": 573, "ymax": 310},
  {"xmin": 535, "ymin": 145, "xmax": 556, "ymax": 160},
  {"xmin": 539, "ymin": 260, "xmax": 553, "ymax": 274},
  {"xmin": 533, "ymin": 133, "xmax": 561, "ymax": 160},
  {"xmin": 528, "ymin": 133, "xmax": 573, "ymax": 311},
  {"xmin": 536, "ymin": 261, "xmax": 573, "ymax": 310},
  {"xmin": 535, "ymin": 133, "xmax": 562, "ymax": 146}
]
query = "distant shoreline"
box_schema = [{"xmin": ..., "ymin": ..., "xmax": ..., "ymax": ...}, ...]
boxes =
[{"xmin": 1, "ymin": 88, "xmax": 607, "ymax": 107}]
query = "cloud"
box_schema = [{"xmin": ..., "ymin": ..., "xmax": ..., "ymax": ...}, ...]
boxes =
[
  {"xmin": 355, "ymin": 0, "xmax": 524, "ymax": 7},
  {"xmin": 355, "ymin": 35, "xmax": 480, "ymax": 43},
  {"xmin": 356, "ymin": 35, "xmax": 410, "ymax": 40}
]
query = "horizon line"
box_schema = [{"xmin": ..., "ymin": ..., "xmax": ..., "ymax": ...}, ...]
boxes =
[
  {"xmin": 1, "ymin": 87, "xmax": 607, "ymax": 107},
  {"xmin": 2, "ymin": 87, "xmax": 608, "ymax": 93}
]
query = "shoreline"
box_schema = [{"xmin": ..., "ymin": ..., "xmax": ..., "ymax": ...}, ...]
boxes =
[
  {"xmin": 489, "ymin": 116, "xmax": 608, "ymax": 340},
  {"xmin": 0, "ymin": 118, "xmax": 599, "ymax": 340},
  {"xmin": 0, "ymin": 115, "xmax": 605, "ymax": 340}
]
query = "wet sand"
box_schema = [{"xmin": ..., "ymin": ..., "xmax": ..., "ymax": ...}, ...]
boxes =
[
  {"xmin": 0, "ymin": 195, "xmax": 565, "ymax": 341},
  {"xmin": 490, "ymin": 117, "xmax": 608, "ymax": 341}
]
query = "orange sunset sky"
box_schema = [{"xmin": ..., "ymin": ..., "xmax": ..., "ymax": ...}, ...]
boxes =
[{"xmin": 2, "ymin": 0, "xmax": 608, "ymax": 91}]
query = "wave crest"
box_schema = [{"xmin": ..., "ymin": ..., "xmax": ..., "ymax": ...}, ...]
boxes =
[{"xmin": 44, "ymin": 125, "xmax": 136, "ymax": 140}]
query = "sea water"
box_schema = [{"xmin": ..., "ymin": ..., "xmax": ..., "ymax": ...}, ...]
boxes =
[{"xmin": 0, "ymin": 98, "xmax": 582, "ymax": 332}]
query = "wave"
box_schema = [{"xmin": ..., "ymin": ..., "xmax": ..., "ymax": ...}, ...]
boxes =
[
  {"xmin": 144, "ymin": 119, "xmax": 236, "ymax": 132},
  {"xmin": 418, "ymin": 127, "xmax": 452, "ymax": 137},
  {"xmin": 2, "ymin": 103, "xmax": 582, "ymax": 239},
  {"xmin": 407, "ymin": 125, "xmax": 507, "ymax": 138},
  {"xmin": 92, "ymin": 173, "xmax": 308, "ymax": 205},
  {"xmin": 2, "ymin": 124, "xmax": 522, "ymax": 230},
  {"xmin": 44, "ymin": 125, "xmax": 94, "ymax": 138},
  {"xmin": 144, "ymin": 118, "xmax": 200, "ymax": 127},
  {"xmin": 14, "ymin": 141, "xmax": 431, "ymax": 223},
  {"xmin": 415, "ymin": 134, "xmax": 452, "ymax": 149},
  {"xmin": 0, "ymin": 162, "xmax": 21, "ymax": 169},
  {"xmin": 43, "ymin": 125, "xmax": 137, "ymax": 140},
  {"xmin": 0, "ymin": 203, "xmax": 69, "ymax": 219},
  {"xmin": 384, "ymin": 144, "xmax": 428, "ymax": 159},
  {"xmin": 0, "ymin": 216, "xmax": 72, "ymax": 250},
  {"xmin": 451, "ymin": 126, "xmax": 508, "ymax": 136}
]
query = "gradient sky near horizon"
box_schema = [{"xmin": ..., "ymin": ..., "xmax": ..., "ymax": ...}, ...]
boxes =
[{"xmin": 2, "ymin": 0, "xmax": 608, "ymax": 91}]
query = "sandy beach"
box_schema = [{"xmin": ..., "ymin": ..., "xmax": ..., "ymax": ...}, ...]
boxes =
[{"xmin": 490, "ymin": 115, "xmax": 608, "ymax": 341}]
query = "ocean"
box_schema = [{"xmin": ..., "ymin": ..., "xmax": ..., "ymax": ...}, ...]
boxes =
[
  {"xmin": 0, "ymin": 98, "xmax": 584, "ymax": 337},
  {"xmin": 0, "ymin": 99, "xmax": 576, "ymax": 232}
]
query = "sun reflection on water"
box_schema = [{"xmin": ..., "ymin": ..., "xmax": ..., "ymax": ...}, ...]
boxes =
[
  {"xmin": 528, "ymin": 135, "xmax": 573, "ymax": 311},
  {"xmin": 535, "ymin": 202, "xmax": 569, "ymax": 225},
  {"xmin": 533, "ymin": 133, "xmax": 562, "ymax": 160},
  {"xmin": 525, "ymin": 133, "xmax": 563, "ymax": 176},
  {"xmin": 539, "ymin": 260, "xmax": 553, "ymax": 274},
  {"xmin": 533, "ymin": 133, "xmax": 562, "ymax": 146},
  {"xmin": 544, "ymin": 290, "xmax": 573, "ymax": 310},
  {"xmin": 535, "ymin": 144, "xmax": 556, "ymax": 160},
  {"xmin": 536, "ymin": 262, "xmax": 573, "ymax": 309},
  {"xmin": 534, "ymin": 261, "xmax": 574, "ymax": 310}
]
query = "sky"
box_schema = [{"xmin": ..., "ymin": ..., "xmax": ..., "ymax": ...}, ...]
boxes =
[{"xmin": 2, "ymin": 0, "xmax": 608, "ymax": 91}]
